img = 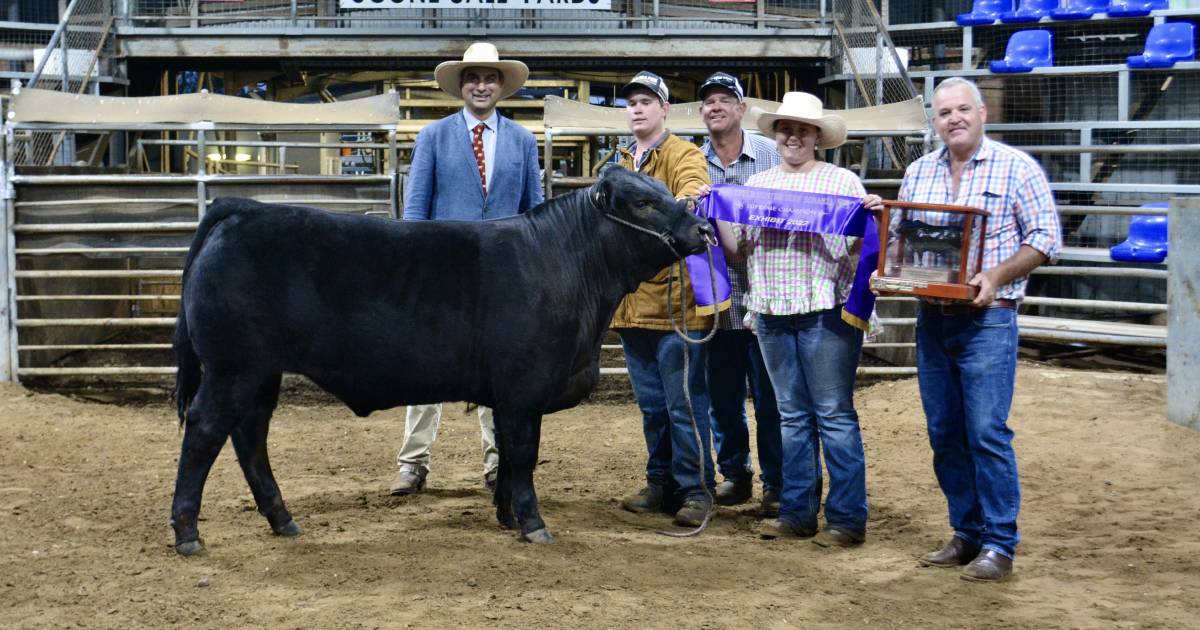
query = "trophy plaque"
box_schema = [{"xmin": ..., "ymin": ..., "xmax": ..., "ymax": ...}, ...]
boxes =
[{"xmin": 870, "ymin": 200, "xmax": 989, "ymax": 301}]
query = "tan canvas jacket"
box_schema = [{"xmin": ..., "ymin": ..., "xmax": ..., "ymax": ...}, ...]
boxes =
[{"xmin": 610, "ymin": 132, "xmax": 714, "ymax": 331}]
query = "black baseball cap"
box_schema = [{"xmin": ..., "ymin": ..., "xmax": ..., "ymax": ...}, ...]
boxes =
[
  {"xmin": 698, "ymin": 72, "xmax": 745, "ymax": 102},
  {"xmin": 620, "ymin": 71, "xmax": 669, "ymax": 103}
]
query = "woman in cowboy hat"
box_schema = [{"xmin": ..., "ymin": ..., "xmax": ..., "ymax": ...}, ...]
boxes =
[
  {"xmin": 714, "ymin": 92, "xmax": 882, "ymax": 548},
  {"xmin": 391, "ymin": 42, "xmax": 542, "ymax": 497}
]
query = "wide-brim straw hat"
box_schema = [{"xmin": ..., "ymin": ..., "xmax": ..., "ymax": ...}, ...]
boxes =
[
  {"xmin": 434, "ymin": 42, "xmax": 529, "ymax": 101},
  {"xmin": 752, "ymin": 92, "xmax": 848, "ymax": 150}
]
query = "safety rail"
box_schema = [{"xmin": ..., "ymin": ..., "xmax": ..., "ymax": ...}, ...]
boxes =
[
  {"xmin": 541, "ymin": 125, "xmax": 1170, "ymax": 365},
  {"xmin": 0, "ymin": 112, "xmax": 406, "ymax": 382},
  {"xmin": 120, "ymin": 0, "xmax": 832, "ymax": 34},
  {"xmin": 0, "ymin": 119, "xmax": 1178, "ymax": 382}
]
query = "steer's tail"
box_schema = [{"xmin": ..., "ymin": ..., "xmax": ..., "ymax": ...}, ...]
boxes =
[
  {"xmin": 172, "ymin": 307, "xmax": 200, "ymax": 426},
  {"xmin": 172, "ymin": 198, "xmax": 244, "ymax": 425}
]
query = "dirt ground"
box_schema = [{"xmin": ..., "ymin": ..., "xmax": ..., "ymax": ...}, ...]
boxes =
[{"xmin": 1, "ymin": 364, "xmax": 1197, "ymax": 629}]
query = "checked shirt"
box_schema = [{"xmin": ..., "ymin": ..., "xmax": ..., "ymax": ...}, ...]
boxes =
[
  {"xmin": 736, "ymin": 162, "xmax": 867, "ymax": 318},
  {"xmin": 701, "ymin": 131, "xmax": 780, "ymax": 330},
  {"xmin": 897, "ymin": 138, "xmax": 1062, "ymax": 301}
]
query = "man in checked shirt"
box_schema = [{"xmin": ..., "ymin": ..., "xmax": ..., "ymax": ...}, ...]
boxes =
[
  {"xmin": 696, "ymin": 72, "xmax": 783, "ymax": 517},
  {"xmin": 900, "ymin": 77, "xmax": 1062, "ymax": 582}
]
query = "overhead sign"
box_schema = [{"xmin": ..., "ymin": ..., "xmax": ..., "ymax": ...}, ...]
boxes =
[{"xmin": 340, "ymin": 0, "xmax": 612, "ymax": 8}]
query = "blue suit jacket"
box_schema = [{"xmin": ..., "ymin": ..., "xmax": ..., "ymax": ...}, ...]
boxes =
[{"xmin": 403, "ymin": 111, "xmax": 543, "ymax": 221}]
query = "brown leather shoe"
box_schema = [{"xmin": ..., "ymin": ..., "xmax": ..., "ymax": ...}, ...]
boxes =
[
  {"xmin": 758, "ymin": 488, "xmax": 780, "ymax": 519},
  {"xmin": 759, "ymin": 518, "xmax": 817, "ymax": 539},
  {"xmin": 388, "ymin": 464, "xmax": 427, "ymax": 496},
  {"xmin": 919, "ymin": 537, "xmax": 981, "ymax": 568},
  {"xmin": 812, "ymin": 525, "xmax": 865, "ymax": 548},
  {"xmin": 961, "ymin": 549, "xmax": 1014, "ymax": 582},
  {"xmin": 620, "ymin": 484, "xmax": 666, "ymax": 514},
  {"xmin": 714, "ymin": 475, "xmax": 753, "ymax": 506}
]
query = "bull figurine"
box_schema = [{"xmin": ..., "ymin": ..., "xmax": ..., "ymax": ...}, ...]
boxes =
[{"xmin": 896, "ymin": 218, "xmax": 964, "ymax": 266}]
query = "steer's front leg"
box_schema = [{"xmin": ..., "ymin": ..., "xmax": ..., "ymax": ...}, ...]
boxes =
[{"xmin": 495, "ymin": 410, "xmax": 551, "ymax": 543}]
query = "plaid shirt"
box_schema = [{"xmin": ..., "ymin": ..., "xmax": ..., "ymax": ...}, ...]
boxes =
[
  {"xmin": 736, "ymin": 163, "xmax": 867, "ymax": 317},
  {"xmin": 701, "ymin": 131, "xmax": 780, "ymax": 329},
  {"xmin": 897, "ymin": 138, "xmax": 1062, "ymax": 301}
]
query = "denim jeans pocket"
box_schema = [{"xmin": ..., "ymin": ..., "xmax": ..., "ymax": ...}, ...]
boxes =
[{"xmin": 971, "ymin": 307, "xmax": 1014, "ymax": 329}]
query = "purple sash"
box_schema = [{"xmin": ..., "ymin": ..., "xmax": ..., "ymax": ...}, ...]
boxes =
[
  {"xmin": 695, "ymin": 183, "xmax": 879, "ymax": 332},
  {"xmin": 684, "ymin": 231, "xmax": 732, "ymax": 317}
]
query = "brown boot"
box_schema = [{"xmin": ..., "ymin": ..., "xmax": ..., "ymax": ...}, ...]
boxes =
[
  {"xmin": 919, "ymin": 537, "xmax": 981, "ymax": 568},
  {"xmin": 672, "ymin": 498, "xmax": 712, "ymax": 527},
  {"xmin": 388, "ymin": 464, "xmax": 427, "ymax": 496},
  {"xmin": 961, "ymin": 550, "xmax": 1014, "ymax": 582},
  {"xmin": 714, "ymin": 475, "xmax": 753, "ymax": 506},
  {"xmin": 620, "ymin": 484, "xmax": 666, "ymax": 514},
  {"xmin": 812, "ymin": 525, "xmax": 865, "ymax": 548},
  {"xmin": 758, "ymin": 518, "xmax": 816, "ymax": 539},
  {"xmin": 758, "ymin": 488, "xmax": 780, "ymax": 519}
]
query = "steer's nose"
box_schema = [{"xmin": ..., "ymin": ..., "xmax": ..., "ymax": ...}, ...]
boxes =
[{"xmin": 697, "ymin": 222, "xmax": 718, "ymax": 247}]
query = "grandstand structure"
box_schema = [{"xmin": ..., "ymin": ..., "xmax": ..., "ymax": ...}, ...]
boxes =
[{"xmin": 0, "ymin": 0, "xmax": 1194, "ymax": 384}]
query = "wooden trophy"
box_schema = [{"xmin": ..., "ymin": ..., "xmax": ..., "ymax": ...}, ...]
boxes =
[{"xmin": 869, "ymin": 200, "xmax": 989, "ymax": 301}]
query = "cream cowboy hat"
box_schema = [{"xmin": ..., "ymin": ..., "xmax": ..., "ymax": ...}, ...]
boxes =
[
  {"xmin": 752, "ymin": 92, "xmax": 848, "ymax": 150},
  {"xmin": 434, "ymin": 42, "xmax": 529, "ymax": 101}
]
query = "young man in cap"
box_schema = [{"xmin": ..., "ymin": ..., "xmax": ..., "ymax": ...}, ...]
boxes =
[
  {"xmin": 611, "ymin": 71, "xmax": 716, "ymax": 528},
  {"xmin": 696, "ymin": 72, "xmax": 784, "ymax": 517},
  {"xmin": 390, "ymin": 42, "xmax": 543, "ymax": 496}
]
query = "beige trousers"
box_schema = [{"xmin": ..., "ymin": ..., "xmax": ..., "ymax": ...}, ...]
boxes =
[{"xmin": 396, "ymin": 403, "xmax": 499, "ymax": 476}]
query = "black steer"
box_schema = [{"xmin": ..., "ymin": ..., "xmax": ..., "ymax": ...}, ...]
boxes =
[{"xmin": 170, "ymin": 166, "xmax": 715, "ymax": 555}]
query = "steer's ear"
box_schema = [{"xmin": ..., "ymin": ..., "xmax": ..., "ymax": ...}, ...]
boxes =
[{"xmin": 595, "ymin": 166, "xmax": 618, "ymax": 209}]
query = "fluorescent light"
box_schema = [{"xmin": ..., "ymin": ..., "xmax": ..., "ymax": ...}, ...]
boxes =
[
  {"xmin": 206, "ymin": 152, "xmax": 222, "ymax": 161},
  {"xmin": 235, "ymin": 153, "xmax": 252, "ymax": 162}
]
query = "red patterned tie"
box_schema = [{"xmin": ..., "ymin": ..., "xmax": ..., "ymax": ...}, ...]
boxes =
[{"xmin": 472, "ymin": 122, "xmax": 487, "ymax": 194}]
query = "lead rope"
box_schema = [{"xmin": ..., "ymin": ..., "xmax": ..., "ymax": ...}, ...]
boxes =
[
  {"xmin": 656, "ymin": 235, "xmax": 721, "ymax": 538},
  {"xmin": 602, "ymin": 193, "xmax": 720, "ymax": 538}
]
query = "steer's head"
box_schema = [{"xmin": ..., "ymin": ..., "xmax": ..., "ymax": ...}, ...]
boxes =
[{"xmin": 592, "ymin": 166, "xmax": 716, "ymax": 258}]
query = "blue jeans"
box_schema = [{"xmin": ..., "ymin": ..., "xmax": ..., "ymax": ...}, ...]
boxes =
[
  {"xmin": 755, "ymin": 308, "xmax": 867, "ymax": 533},
  {"xmin": 706, "ymin": 329, "xmax": 782, "ymax": 492},
  {"xmin": 916, "ymin": 306, "xmax": 1021, "ymax": 558},
  {"xmin": 618, "ymin": 328, "xmax": 716, "ymax": 502}
]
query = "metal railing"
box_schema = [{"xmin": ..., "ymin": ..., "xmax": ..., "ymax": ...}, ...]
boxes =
[
  {"xmin": 0, "ymin": 117, "xmax": 402, "ymax": 382},
  {"xmin": 542, "ymin": 125, "xmax": 1171, "ymax": 379},
  {"xmin": 17, "ymin": 0, "xmax": 118, "ymax": 167},
  {"xmin": 121, "ymin": 0, "xmax": 830, "ymax": 33}
]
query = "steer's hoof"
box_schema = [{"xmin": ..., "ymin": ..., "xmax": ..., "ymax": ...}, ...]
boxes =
[
  {"xmin": 175, "ymin": 539, "xmax": 207, "ymax": 556},
  {"xmin": 521, "ymin": 528, "xmax": 555, "ymax": 544},
  {"xmin": 272, "ymin": 520, "xmax": 302, "ymax": 537}
]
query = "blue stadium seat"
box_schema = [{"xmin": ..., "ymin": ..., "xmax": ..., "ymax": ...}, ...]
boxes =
[
  {"xmin": 1106, "ymin": 0, "xmax": 1168, "ymax": 18},
  {"xmin": 1050, "ymin": 0, "xmax": 1108, "ymax": 20},
  {"xmin": 990, "ymin": 29, "xmax": 1054, "ymax": 72},
  {"xmin": 1127, "ymin": 22, "xmax": 1196, "ymax": 68},
  {"xmin": 1000, "ymin": 0, "xmax": 1057, "ymax": 24},
  {"xmin": 956, "ymin": 0, "xmax": 1015, "ymax": 26},
  {"xmin": 1110, "ymin": 204, "xmax": 1168, "ymax": 263}
]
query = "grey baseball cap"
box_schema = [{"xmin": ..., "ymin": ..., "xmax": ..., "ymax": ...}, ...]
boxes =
[
  {"xmin": 620, "ymin": 71, "xmax": 669, "ymax": 103},
  {"xmin": 698, "ymin": 72, "xmax": 745, "ymax": 102}
]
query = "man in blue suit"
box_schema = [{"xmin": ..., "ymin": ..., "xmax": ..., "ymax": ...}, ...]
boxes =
[{"xmin": 390, "ymin": 42, "xmax": 544, "ymax": 496}]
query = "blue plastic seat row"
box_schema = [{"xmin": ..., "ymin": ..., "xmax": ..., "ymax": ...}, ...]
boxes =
[
  {"xmin": 988, "ymin": 22, "xmax": 1195, "ymax": 73},
  {"xmin": 958, "ymin": 0, "xmax": 1169, "ymax": 26}
]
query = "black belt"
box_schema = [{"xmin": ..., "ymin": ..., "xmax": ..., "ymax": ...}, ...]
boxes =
[{"xmin": 920, "ymin": 298, "xmax": 1017, "ymax": 316}]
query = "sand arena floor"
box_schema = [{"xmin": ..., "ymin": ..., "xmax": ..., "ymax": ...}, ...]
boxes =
[{"xmin": 1, "ymin": 364, "xmax": 1197, "ymax": 628}]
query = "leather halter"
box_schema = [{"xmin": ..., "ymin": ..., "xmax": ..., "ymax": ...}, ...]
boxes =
[{"xmin": 590, "ymin": 185, "xmax": 684, "ymax": 259}]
